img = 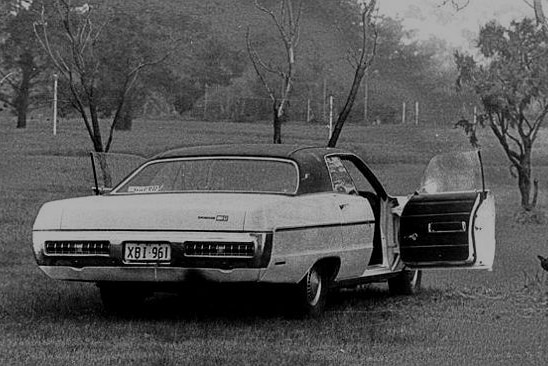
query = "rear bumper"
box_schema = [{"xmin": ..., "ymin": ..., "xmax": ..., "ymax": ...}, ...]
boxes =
[
  {"xmin": 33, "ymin": 231, "xmax": 274, "ymax": 282},
  {"xmin": 38, "ymin": 265, "xmax": 264, "ymax": 283}
]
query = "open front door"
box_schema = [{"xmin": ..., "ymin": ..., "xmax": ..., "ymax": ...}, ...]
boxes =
[{"xmin": 399, "ymin": 151, "xmax": 495, "ymax": 270}]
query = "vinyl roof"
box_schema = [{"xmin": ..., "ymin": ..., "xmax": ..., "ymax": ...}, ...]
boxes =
[
  {"xmin": 149, "ymin": 144, "xmax": 385, "ymax": 197},
  {"xmin": 153, "ymin": 144, "xmax": 346, "ymax": 160}
]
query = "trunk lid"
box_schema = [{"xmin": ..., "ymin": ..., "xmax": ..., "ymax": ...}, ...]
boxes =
[{"xmin": 53, "ymin": 193, "xmax": 290, "ymax": 231}]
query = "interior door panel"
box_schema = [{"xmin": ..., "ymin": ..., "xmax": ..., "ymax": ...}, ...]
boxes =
[{"xmin": 399, "ymin": 191, "xmax": 484, "ymax": 267}]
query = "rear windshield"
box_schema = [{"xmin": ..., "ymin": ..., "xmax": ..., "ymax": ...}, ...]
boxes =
[{"xmin": 113, "ymin": 158, "xmax": 299, "ymax": 194}]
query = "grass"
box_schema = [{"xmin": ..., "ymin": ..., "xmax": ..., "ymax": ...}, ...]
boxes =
[{"xmin": 1, "ymin": 117, "xmax": 547, "ymax": 365}]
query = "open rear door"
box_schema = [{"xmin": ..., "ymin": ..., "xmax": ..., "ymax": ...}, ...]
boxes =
[{"xmin": 399, "ymin": 151, "xmax": 495, "ymax": 270}]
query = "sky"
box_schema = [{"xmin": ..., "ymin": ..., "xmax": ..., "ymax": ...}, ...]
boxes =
[{"xmin": 377, "ymin": 0, "xmax": 534, "ymax": 49}]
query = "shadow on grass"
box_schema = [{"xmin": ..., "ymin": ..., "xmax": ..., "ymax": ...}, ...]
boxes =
[{"xmin": 22, "ymin": 282, "xmax": 457, "ymax": 323}]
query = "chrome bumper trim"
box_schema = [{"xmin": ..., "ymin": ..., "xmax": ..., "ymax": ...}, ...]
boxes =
[{"xmin": 39, "ymin": 266, "xmax": 263, "ymax": 283}]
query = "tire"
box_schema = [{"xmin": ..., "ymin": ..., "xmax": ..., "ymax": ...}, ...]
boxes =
[
  {"xmin": 296, "ymin": 265, "xmax": 329, "ymax": 317},
  {"xmin": 388, "ymin": 269, "xmax": 422, "ymax": 295},
  {"xmin": 98, "ymin": 283, "xmax": 148, "ymax": 314}
]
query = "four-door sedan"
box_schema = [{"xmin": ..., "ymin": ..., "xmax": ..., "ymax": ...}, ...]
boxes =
[{"xmin": 32, "ymin": 144, "xmax": 495, "ymax": 316}]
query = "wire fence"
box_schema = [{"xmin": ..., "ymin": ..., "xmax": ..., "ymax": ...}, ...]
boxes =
[
  {"xmin": 17, "ymin": 96, "xmax": 469, "ymax": 129},
  {"xmin": 5, "ymin": 81, "xmax": 471, "ymax": 127},
  {"xmin": 181, "ymin": 83, "xmax": 467, "ymax": 126}
]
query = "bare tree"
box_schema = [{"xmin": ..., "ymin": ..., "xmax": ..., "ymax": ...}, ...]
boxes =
[
  {"xmin": 33, "ymin": 0, "xmax": 171, "ymax": 186},
  {"xmin": 444, "ymin": 0, "xmax": 546, "ymax": 28},
  {"xmin": 327, "ymin": 0, "xmax": 378, "ymax": 147},
  {"xmin": 246, "ymin": 0, "xmax": 303, "ymax": 144}
]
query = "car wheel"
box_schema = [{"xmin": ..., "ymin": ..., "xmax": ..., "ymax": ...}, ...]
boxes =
[
  {"xmin": 98, "ymin": 283, "xmax": 148, "ymax": 313},
  {"xmin": 296, "ymin": 265, "xmax": 329, "ymax": 317},
  {"xmin": 388, "ymin": 269, "xmax": 422, "ymax": 295}
]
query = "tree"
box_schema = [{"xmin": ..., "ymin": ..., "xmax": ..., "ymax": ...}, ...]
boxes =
[
  {"xmin": 0, "ymin": 1, "xmax": 50, "ymax": 128},
  {"xmin": 456, "ymin": 18, "xmax": 548, "ymax": 212},
  {"xmin": 93, "ymin": 0, "xmax": 200, "ymax": 130},
  {"xmin": 191, "ymin": 38, "xmax": 246, "ymax": 90},
  {"xmin": 327, "ymin": 0, "xmax": 378, "ymax": 147},
  {"xmin": 246, "ymin": 0, "xmax": 303, "ymax": 144},
  {"xmin": 33, "ymin": 0, "xmax": 179, "ymax": 184},
  {"xmin": 178, "ymin": 37, "xmax": 245, "ymax": 118},
  {"xmin": 443, "ymin": 0, "xmax": 547, "ymax": 30}
]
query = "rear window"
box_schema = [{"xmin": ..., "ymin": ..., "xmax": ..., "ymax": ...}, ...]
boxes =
[{"xmin": 112, "ymin": 157, "xmax": 299, "ymax": 194}]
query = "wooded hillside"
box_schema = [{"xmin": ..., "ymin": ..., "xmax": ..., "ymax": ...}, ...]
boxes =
[{"xmin": 0, "ymin": 0, "xmax": 468, "ymax": 127}]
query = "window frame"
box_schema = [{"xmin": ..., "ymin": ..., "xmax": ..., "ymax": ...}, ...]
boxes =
[
  {"xmin": 324, "ymin": 153, "xmax": 387, "ymax": 199},
  {"xmin": 110, "ymin": 156, "xmax": 301, "ymax": 196},
  {"xmin": 324, "ymin": 155, "xmax": 359, "ymax": 195}
]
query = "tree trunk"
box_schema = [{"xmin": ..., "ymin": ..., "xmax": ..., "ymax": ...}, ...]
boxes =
[
  {"xmin": 89, "ymin": 101, "xmax": 104, "ymax": 153},
  {"xmin": 15, "ymin": 74, "xmax": 30, "ymax": 128},
  {"xmin": 16, "ymin": 99, "xmax": 28, "ymax": 128},
  {"xmin": 518, "ymin": 147, "xmax": 535, "ymax": 211},
  {"xmin": 273, "ymin": 103, "xmax": 282, "ymax": 144},
  {"xmin": 518, "ymin": 168, "xmax": 533, "ymax": 211},
  {"xmin": 95, "ymin": 153, "xmax": 113, "ymax": 188},
  {"xmin": 327, "ymin": 63, "xmax": 368, "ymax": 147},
  {"xmin": 15, "ymin": 51, "xmax": 34, "ymax": 129},
  {"xmin": 113, "ymin": 103, "xmax": 133, "ymax": 131}
]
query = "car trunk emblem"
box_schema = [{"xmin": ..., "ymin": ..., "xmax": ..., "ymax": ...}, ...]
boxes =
[{"xmin": 197, "ymin": 215, "xmax": 229, "ymax": 222}]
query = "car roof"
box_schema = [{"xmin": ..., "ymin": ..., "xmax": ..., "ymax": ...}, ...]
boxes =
[
  {"xmin": 153, "ymin": 144, "xmax": 347, "ymax": 160},
  {"xmin": 148, "ymin": 144, "xmax": 385, "ymax": 197}
]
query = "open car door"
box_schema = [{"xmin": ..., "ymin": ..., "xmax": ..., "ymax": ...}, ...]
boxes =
[{"xmin": 399, "ymin": 151, "xmax": 495, "ymax": 270}]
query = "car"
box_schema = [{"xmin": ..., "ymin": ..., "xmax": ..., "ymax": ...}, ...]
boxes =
[{"xmin": 32, "ymin": 144, "xmax": 495, "ymax": 316}]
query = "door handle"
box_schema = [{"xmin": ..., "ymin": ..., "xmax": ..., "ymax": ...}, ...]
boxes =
[
  {"xmin": 339, "ymin": 203, "xmax": 349, "ymax": 210},
  {"xmin": 428, "ymin": 221, "xmax": 467, "ymax": 233}
]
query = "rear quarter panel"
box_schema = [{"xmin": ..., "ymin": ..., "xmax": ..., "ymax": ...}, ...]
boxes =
[
  {"xmin": 244, "ymin": 193, "xmax": 341, "ymax": 283},
  {"xmin": 248, "ymin": 193, "xmax": 374, "ymax": 284}
]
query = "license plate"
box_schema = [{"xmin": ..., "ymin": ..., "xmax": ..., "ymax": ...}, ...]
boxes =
[{"xmin": 124, "ymin": 242, "xmax": 171, "ymax": 262}]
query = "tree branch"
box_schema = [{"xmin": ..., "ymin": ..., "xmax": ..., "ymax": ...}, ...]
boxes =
[
  {"xmin": 0, "ymin": 93, "xmax": 15, "ymax": 106},
  {"xmin": 254, "ymin": 0, "xmax": 288, "ymax": 41},
  {"xmin": 530, "ymin": 103, "xmax": 548, "ymax": 141},
  {"xmin": 328, "ymin": 0, "xmax": 378, "ymax": 147},
  {"xmin": 440, "ymin": 0, "xmax": 470, "ymax": 11},
  {"xmin": 105, "ymin": 58, "xmax": 169, "ymax": 152},
  {"xmin": 488, "ymin": 114, "xmax": 522, "ymax": 166},
  {"xmin": 246, "ymin": 27, "xmax": 276, "ymax": 102},
  {"xmin": 293, "ymin": 0, "xmax": 303, "ymax": 48}
]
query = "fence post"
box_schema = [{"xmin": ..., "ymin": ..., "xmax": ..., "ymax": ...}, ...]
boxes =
[
  {"xmin": 323, "ymin": 77, "xmax": 327, "ymax": 122},
  {"xmin": 53, "ymin": 73, "xmax": 58, "ymax": 135},
  {"xmin": 364, "ymin": 74, "xmax": 368, "ymax": 124},
  {"xmin": 203, "ymin": 84, "xmax": 208, "ymax": 120},
  {"xmin": 328, "ymin": 95, "xmax": 334, "ymax": 139},
  {"xmin": 473, "ymin": 106, "xmax": 477, "ymax": 124}
]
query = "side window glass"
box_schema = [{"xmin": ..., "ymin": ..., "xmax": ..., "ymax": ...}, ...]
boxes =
[
  {"xmin": 325, "ymin": 156, "xmax": 358, "ymax": 195},
  {"xmin": 341, "ymin": 159, "xmax": 376, "ymax": 194}
]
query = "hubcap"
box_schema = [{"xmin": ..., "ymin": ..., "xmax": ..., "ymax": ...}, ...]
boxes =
[{"xmin": 306, "ymin": 269, "xmax": 322, "ymax": 306}]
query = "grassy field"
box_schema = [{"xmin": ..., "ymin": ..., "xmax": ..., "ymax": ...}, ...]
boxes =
[{"xmin": 1, "ymin": 117, "xmax": 547, "ymax": 365}]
